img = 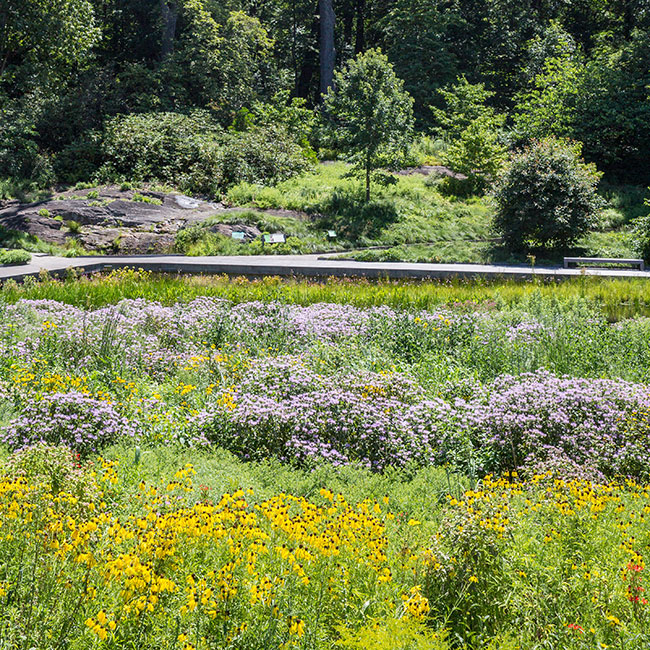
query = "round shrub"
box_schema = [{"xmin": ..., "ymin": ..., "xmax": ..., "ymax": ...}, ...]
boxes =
[
  {"xmin": 215, "ymin": 124, "xmax": 312, "ymax": 189},
  {"xmin": 2, "ymin": 392, "xmax": 135, "ymax": 455},
  {"xmin": 99, "ymin": 110, "xmax": 222, "ymax": 192},
  {"xmin": 492, "ymin": 137, "xmax": 603, "ymax": 250}
]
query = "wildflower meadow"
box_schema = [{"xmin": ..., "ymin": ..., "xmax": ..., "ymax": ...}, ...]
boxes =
[{"xmin": 1, "ymin": 270, "xmax": 650, "ymax": 649}]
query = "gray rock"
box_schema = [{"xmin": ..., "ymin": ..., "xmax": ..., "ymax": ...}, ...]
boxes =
[{"xmin": 174, "ymin": 194, "xmax": 202, "ymax": 209}]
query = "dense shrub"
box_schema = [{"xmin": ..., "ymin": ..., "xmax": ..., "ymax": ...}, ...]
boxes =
[
  {"xmin": 632, "ymin": 197, "xmax": 650, "ymax": 261},
  {"xmin": 2, "ymin": 392, "xmax": 135, "ymax": 455},
  {"xmin": 98, "ymin": 110, "xmax": 222, "ymax": 189},
  {"xmin": 0, "ymin": 249, "xmax": 31, "ymax": 265},
  {"xmin": 492, "ymin": 137, "xmax": 603, "ymax": 250},
  {"xmin": 99, "ymin": 111, "xmax": 310, "ymax": 196},
  {"xmin": 216, "ymin": 124, "xmax": 312, "ymax": 188}
]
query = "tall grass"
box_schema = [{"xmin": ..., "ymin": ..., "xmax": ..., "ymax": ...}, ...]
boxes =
[{"xmin": 2, "ymin": 269, "xmax": 650, "ymax": 320}]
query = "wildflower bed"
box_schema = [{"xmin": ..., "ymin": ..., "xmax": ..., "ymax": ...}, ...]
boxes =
[{"xmin": 1, "ymin": 271, "xmax": 650, "ymax": 648}]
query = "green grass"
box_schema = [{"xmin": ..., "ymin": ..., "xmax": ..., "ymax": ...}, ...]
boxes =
[
  {"xmin": 3, "ymin": 268, "xmax": 650, "ymax": 321},
  {"xmin": 220, "ymin": 162, "xmax": 648, "ymax": 264},
  {"xmin": 224, "ymin": 162, "xmax": 492, "ymax": 246}
]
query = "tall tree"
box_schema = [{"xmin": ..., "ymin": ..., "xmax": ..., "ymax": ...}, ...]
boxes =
[
  {"xmin": 0, "ymin": 0, "xmax": 100, "ymax": 85},
  {"xmin": 319, "ymin": 0, "xmax": 336, "ymax": 96}
]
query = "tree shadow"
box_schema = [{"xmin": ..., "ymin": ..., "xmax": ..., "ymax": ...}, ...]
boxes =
[{"xmin": 314, "ymin": 190, "xmax": 401, "ymax": 240}]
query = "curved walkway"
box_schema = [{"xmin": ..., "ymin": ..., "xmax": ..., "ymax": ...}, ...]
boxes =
[{"xmin": 2, "ymin": 253, "xmax": 650, "ymax": 282}]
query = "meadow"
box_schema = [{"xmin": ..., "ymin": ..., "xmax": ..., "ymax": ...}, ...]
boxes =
[{"xmin": 1, "ymin": 270, "xmax": 650, "ymax": 649}]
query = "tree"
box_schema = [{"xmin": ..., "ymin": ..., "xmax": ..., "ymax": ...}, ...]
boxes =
[
  {"xmin": 166, "ymin": 6, "xmax": 274, "ymax": 120},
  {"xmin": 324, "ymin": 48, "xmax": 414, "ymax": 202},
  {"xmin": 443, "ymin": 116, "xmax": 507, "ymax": 194},
  {"xmin": 0, "ymin": 0, "xmax": 100, "ymax": 85},
  {"xmin": 379, "ymin": 0, "xmax": 460, "ymax": 124},
  {"xmin": 513, "ymin": 54, "xmax": 582, "ymax": 143},
  {"xmin": 492, "ymin": 137, "xmax": 603, "ymax": 251},
  {"xmin": 319, "ymin": 0, "xmax": 336, "ymax": 97},
  {"xmin": 514, "ymin": 31, "xmax": 650, "ymax": 181},
  {"xmin": 431, "ymin": 76, "xmax": 504, "ymax": 138},
  {"xmin": 432, "ymin": 77, "xmax": 507, "ymax": 194}
]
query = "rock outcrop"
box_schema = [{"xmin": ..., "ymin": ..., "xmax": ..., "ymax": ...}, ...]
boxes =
[{"xmin": 0, "ymin": 187, "xmax": 246, "ymax": 253}]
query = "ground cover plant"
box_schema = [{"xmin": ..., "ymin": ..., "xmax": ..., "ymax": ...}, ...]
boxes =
[{"xmin": 1, "ymin": 271, "xmax": 650, "ymax": 648}]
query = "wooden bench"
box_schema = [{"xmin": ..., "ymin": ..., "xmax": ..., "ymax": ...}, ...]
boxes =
[{"xmin": 563, "ymin": 256, "xmax": 645, "ymax": 271}]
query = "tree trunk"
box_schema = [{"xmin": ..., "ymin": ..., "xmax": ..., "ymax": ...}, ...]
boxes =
[
  {"xmin": 365, "ymin": 149, "xmax": 371, "ymax": 202},
  {"xmin": 319, "ymin": 0, "xmax": 336, "ymax": 98},
  {"xmin": 296, "ymin": 7, "xmax": 320, "ymax": 102},
  {"xmin": 160, "ymin": 0, "xmax": 178, "ymax": 59},
  {"xmin": 355, "ymin": 0, "xmax": 365, "ymax": 54}
]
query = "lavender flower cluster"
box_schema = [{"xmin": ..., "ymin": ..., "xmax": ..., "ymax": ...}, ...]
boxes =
[
  {"xmin": 2, "ymin": 392, "xmax": 136, "ymax": 455},
  {"xmin": 195, "ymin": 359, "xmax": 456, "ymax": 470},
  {"xmin": 0, "ymin": 298, "xmax": 468, "ymax": 375},
  {"xmin": 195, "ymin": 360, "xmax": 650, "ymax": 478},
  {"xmin": 2, "ymin": 297, "xmax": 650, "ymax": 479},
  {"xmin": 459, "ymin": 370, "xmax": 650, "ymax": 480}
]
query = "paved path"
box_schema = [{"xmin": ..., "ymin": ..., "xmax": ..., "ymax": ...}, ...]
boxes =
[{"xmin": 2, "ymin": 253, "xmax": 650, "ymax": 282}]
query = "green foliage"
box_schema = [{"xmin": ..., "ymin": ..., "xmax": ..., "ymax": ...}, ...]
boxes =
[
  {"xmin": 324, "ymin": 49, "xmax": 414, "ymax": 202},
  {"xmin": 99, "ymin": 111, "xmax": 309, "ymax": 196},
  {"xmin": 432, "ymin": 77, "xmax": 504, "ymax": 139},
  {"xmin": 168, "ymin": 7, "xmax": 274, "ymax": 121},
  {"xmin": 0, "ymin": 0, "xmax": 100, "ymax": 84},
  {"xmin": 493, "ymin": 138, "xmax": 604, "ymax": 250},
  {"xmin": 380, "ymin": 0, "xmax": 460, "ymax": 124},
  {"xmin": 335, "ymin": 618, "xmax": 449, "ymax": 649},
  {"xmin": 238, "ymin": 91, "xmax": 318, "ymax": 158},
  {"xmin": 631, "ymin": 195, "xmax": 650, "ymax": 261},
  {"xmin": 6, "ymin": 267, "xmax": 650, "ymax": 322},
  {"xmin": 0, "ymin": 101, "xmax": 54, "ymax": 186},
  {"xmin": 514, "ymin": 31, "xmax": 650, "ymax": 179},
  {"xmin": 53, "ymin": 131, "xmax": 104, "ymax": 185},
  {"xmin": 513, "ymin": 55, "xmax": 582, "ymax": 142},
  {"xmin": 519, "ymin": 20, "xmax": 578, "ymax": 87},
  {"xmin": 442, "ymin": 117, "xmax": 507, "ymax": 195},
  {"xmin": 216, "ymin": 125, "xmax": 313, "ymax": 189},
  {"xmin": 432, "ymin": 78, "xmax": 507, "ymax": 195},
  {"xmin": 0, "ymin": 249, "xmax": 31, "ymax": 265},
  {"xmin": 99, "ymin": 110, "xmax": 222, "ymax": 189}
]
